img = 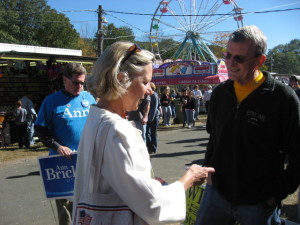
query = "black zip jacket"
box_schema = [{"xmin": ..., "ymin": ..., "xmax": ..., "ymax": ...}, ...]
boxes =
[{"xmin": 204, "ymin": 71, "xmax": 300, "ymax": 204}]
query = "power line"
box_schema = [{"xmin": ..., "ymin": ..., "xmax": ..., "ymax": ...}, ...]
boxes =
[
  {"xmin": 2, "ymin": 6, "xmax": 300, "ymax": 18},
  {"xmin": 3, "ymin": 7, "xmax": 300, "ymax": 25},
  {"xmin": 104, "ymin": 7, "xmax": 300, "ymax": 16}
]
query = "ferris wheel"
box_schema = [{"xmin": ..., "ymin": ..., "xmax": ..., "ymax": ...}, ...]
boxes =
[{"xmin": 150, "ymin": 0, "xmax": 244, "ymax": 63}]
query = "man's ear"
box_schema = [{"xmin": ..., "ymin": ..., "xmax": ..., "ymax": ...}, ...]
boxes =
[
  {"xmin": 255, "ymin": 55, "xmax": 267, "ymax": 70},
  {"xmin": 62, "ymin": 76, "xmax": 67, "ymax": 85},
  {"xmin": 258, "ymin": 55, "xmax": 267, "ymax": 66}
]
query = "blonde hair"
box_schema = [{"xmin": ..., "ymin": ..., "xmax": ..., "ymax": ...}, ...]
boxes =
[
  {"xmin": 163, "ymin": 86, "xmax": 170, "ymax": 95},
  {"xmin": 150, "ymin": 82, "xmax": 156, "ymax": 91},
  {"xmin": 87, "ymin": 41, "xmax": 154, "ymax": 100}
]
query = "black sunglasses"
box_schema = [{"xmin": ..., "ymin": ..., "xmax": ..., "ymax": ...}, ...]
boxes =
[
  {"xmin": 223, "ymin": 52, "xmax": 259, "ymax": 64},
  {"xmin": 121, "ymin": 44, "xmax": 142, "ymax": 65},
  {"xmin": 71, "ymin": 80, "xmax": 85, "ymax": 86}
]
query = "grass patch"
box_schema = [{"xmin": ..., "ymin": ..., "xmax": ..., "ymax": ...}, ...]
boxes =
[{"xmin": 0, "ymin": 141, "xmax": 48, "ymax": 164}]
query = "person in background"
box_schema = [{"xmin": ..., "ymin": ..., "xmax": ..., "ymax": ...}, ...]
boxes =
[
  {"xmin": 181, "ymin": 88, "xmax": 195, "ymax": 128},
  {"xmin": 146, "ymin": 82, "xmax": 162, "ymax": 154},
  {"xmin": 73, "ymin": 41, "xmax": 215, "ymax": 225},
  {"xmin": 35, "ymin": 63, "xmax": 96, "ymax": 225},
  {"xmin": 170, "ymin": 89, "xmax": 177, "ymax": 118},
  {"xmin": 202, "ymin": 85, "xmax": 213, "ymax": 113},
  {"xmin": 192, "ymin": 85, "xmax": 202, "ymax": 120},
  {"xmin": 289, "ymin": 75, "xmax": 300, "ymax": 100},
  {"xmin": 20, "ymin": 93, "xmax": 37, "ymax": 147},
  {"xmin": 196, "ymin": 25, "xmax": 300, "ymax": 225},
  {"xmin": 128, "ymin": 94, "xmax": 151, "ymax": 142},
  {"xmin": 13, "ymin": 100, "xmax": 29, "ymax": 148},
  {"xmin": 160, "ymin": 86, "xmax": 172, "ymax": 126},
  {"xmin": 180, "ymin": 87, "xmax": 189, "ymax": 128}
]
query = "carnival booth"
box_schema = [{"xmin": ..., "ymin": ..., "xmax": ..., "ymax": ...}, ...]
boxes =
[
  {"xmin": 152, "ymin": 59, "xmax": 228, "ymax": 123},
  {"xmin": 152, "ymin": 59, "xmax": 228, "ymax": 86},
  {"xmin": 0, "ymin": 43, "xmax": 97, "ymax": 145}
]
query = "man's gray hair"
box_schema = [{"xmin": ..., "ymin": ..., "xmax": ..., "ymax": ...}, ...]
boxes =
[
  {"xmin": 63, "ymin": 63, "xmax": 87, "ymax": 79},
  {"xmin": 229, "ymin": 25, "xmax": 267, "ymax": 56}
]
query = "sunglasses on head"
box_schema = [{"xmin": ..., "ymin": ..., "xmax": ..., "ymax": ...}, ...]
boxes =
[
  {"xmin": 223, "ymin": 52, "xmax": 260, "ymax": 64},
  {"xmin": 121, "ymin": 44, "xmax": 142, "ymax": 65}
]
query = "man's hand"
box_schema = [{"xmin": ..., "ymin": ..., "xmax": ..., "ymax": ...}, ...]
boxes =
[{"xmin": 57, "ymin": 145, "xmax": 73, "ymax": 160}]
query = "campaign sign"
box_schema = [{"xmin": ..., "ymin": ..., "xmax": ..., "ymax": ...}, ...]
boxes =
[
  {"xmin": 183, "ymin": 185, "xmax": 205, "ymax": 225},
  {"xmin": 38, "ymin": 153, "xmax": 77, "ymax": 199}
]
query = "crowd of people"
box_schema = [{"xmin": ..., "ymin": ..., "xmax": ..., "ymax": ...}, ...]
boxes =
[
  {"xmin": 158, "ymin": 85, "xmax": 212, "ymax": 128},
  {"xmin": 7, "ymin": 24, "xmax": 300, "ymax": 225}
]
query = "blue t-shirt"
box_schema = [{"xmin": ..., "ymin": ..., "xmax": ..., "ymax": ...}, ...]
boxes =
[{"xmin": 35, "ymin": 90, "xmax": 96, "ymax": 155}]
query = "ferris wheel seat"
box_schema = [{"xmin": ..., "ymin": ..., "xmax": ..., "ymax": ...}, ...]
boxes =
[
  {"xmin": 152, "ymin": 24, "xmax": 160, "ymax": 29},
  {"xmin": 161, "ymin": 1, "xmax": 169, "ymax": 5},
  {"xmin": 235, "ymin": 7, "xmax": 243, "ymax": 12},
  {"xmin": 160, "ymin": 7, "xmax": 168, "ymax": 13},
  {"xmin": 223, "ymin": 0, "xmax": 231, "ymax": 4},
  {"xmin": 234, "ymin": 15, "xmax": 243, "ymax": 21}
]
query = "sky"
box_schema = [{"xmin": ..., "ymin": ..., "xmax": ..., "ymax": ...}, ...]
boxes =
[{"xmin": 47, "ymin": 0, "xmax": 300, "ymax": 50}]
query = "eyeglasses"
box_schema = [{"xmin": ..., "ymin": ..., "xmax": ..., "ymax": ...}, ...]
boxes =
[
  {"xmin": 71, "ymin": 80, "xmax": 85, "ymax": 86},
  {"xmin": 223, "ymin": 52, "xmax": 259, "ymax": 64},
  {"xmin": 121, "ymin": 44, "xmax": 142, "ymax": 65}
]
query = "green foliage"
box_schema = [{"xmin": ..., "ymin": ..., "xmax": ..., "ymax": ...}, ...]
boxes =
[
  {"xmin": 156, "ymin": 38, "xmax": 181, "ymax": 60},
  {"xmin": 36, "ymin": 11, "xmax": 80, "ymax": 49},
  {"xmin": 102, "ymin": 23, "xmax": 135, "ymax": 50},
  {"xmin": 266, "ymin": 39, "xmax": 300, "ymax": 74},
  {"xmin": 0, "ymin": 0, "xmax": 80, "ymax": 49}
]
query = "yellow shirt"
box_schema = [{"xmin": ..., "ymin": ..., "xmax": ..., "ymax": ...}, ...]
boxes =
[{"xmin": 234, "ymin": 71, "xmax": 266, "ymax": 103}]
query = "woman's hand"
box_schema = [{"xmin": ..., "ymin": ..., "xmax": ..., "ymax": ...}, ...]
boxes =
[{"xmin": 179, "ymin": 164, "xmax": 215, "ymax": 190}]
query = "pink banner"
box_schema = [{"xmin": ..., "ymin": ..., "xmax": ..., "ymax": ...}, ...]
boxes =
[{"xmin": 152, "ymin": 74, "xmax": 228, "ymax": 85}]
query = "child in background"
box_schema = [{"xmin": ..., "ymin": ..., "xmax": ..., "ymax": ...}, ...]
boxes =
[{"xmin": 13, "ymin": 100, "xmax": 29, "ymax": 148}]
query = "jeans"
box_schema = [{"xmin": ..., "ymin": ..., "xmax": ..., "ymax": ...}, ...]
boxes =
[
  {"xmin": 146, "ymin": 116, "xmax": 159, "ymax": 153},
  {"xmin": 134, "ymin": 120, "xmax": 146, "ymax": 142},
  {"xmin": 194, "ymin": 99, "xmax": 200, "ymax": 118},
  {"xmin": 196, "ymin": 184, "xmax": 281, "ymax": 225},
  {"xmin": 185, "ymin": 109, "xmax": 195, "ymax": 126},
  {"xmin": 171, "ymin": 105, "xmax": 176, "ymax": 118},
  {"xmin": 27, "ymin": 120, "xmax": 35, "ymax": 145},
  {"xmin": 162, "ymin": 106, "xmax": 172, "ymax": 125}
]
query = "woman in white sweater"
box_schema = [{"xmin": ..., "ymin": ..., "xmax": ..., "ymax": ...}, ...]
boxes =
[{"xmin": 73, "ymin": 41, "xmax": 214, "ymax": 225}]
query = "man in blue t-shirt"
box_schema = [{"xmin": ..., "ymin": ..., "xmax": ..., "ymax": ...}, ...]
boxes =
[{"xmin": 35, "ymin": 63, "xmax": 96, "ymax": 225}]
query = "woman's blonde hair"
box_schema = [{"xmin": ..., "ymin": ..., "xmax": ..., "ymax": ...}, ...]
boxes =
[
  {"xmin": 87, "ymin": 41, "xmax": 154, "ymax": 100},
  {"xmin": 162, "ymin": 86, "xmax": 170, "ymax": 95}
]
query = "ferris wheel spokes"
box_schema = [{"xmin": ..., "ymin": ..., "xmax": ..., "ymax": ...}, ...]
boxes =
[{"xmin": 150, "ymin": 0, "xmax": 244, "ymax": 62}]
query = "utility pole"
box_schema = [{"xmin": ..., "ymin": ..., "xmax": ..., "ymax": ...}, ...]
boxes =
[{"xmin": 97, "ymin": 5, "xmax": 104, "ymax": 56}]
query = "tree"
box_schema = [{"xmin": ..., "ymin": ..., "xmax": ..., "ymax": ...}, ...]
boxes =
[
  {"xmin": 0, "ymin": 0, "xmax": 22, "ymax": 43},
  {"xmin": 158, "ymin": 38, "xmax": 181, "ymax": 60},
  {"xmin": 77, "ymin": 38, "xmax": 97, "ymax": 57},
  {"xmin": 36, "ymin": 10, "xmax": 80, "ymax": 49},
  {"xmin": 102, "ymin": 23, "xmax": 135, "ymax": 50},
  {"xmin": 266, "ymin": 39, "xmax": 300, "ymax": 74},
  {"xmin": 0, "ymin": 0, "xmax": 80, "ymax": 48},
  {"xmin": 211, "ymin": 32, "xmax": 230, "ymax": 59}
]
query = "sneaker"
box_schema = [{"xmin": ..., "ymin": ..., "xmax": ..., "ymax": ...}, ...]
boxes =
[{"xmin": 188, "ymin": 125, "xmax": 191, "ymax": 129}]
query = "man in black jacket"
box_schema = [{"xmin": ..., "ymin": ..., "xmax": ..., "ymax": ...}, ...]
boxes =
[{"xmin": 196, "ymin": 25, "xmax": 300, "ymax": 225}]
